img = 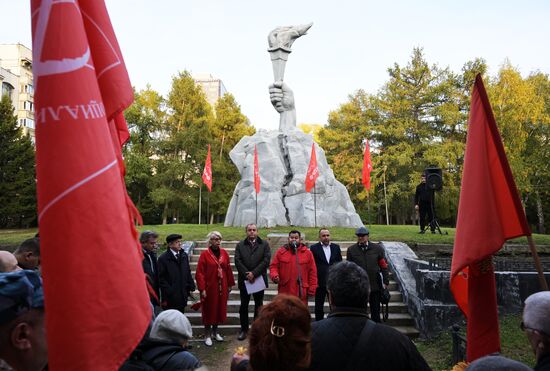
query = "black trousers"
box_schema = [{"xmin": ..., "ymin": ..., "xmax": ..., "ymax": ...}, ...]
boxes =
[
  {"xmin": 419, "ymin": 202, "xmax": 434, "ymax": 231},
  {"xmin": 314, "ymin": 286, "xmax": 328, "ymax": 321},
  {"xmin": 369, "ymin": 291, "xmax": 381, "ymax": 323},
  {"xmin": 239, "ymin": 285, "xmax": 264, "ymax": 331}
]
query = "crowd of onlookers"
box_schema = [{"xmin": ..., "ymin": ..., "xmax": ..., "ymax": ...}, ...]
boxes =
[{"xmin": 0, "ymin": 230, "xmax": 549, "ymax": 370}]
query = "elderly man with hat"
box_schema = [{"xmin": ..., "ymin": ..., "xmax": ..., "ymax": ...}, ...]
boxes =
[
  {"xmin": 0, "ymin": 270, "xmax": 47, "ymax": 371},
  {"xmin": 346, "ymin": 226, "xmax": 389, "ymax": 323},
  {"xmin": 157, "ymin": 234, "xmax": 196, "ymax": 314}
]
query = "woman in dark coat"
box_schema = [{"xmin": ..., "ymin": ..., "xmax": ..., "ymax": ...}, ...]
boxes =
[{"xmin": 195, "ymin": 231, "xmax": 235, "ymax": 346}]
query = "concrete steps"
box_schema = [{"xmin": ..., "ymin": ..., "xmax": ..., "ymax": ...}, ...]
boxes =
[{"xmin": 183, "ymin": 242, "xmax": 420, "ymax": 338}]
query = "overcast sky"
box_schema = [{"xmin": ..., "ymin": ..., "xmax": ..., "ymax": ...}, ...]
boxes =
[{"xmin": 2, "ymin": 0, "xmax": 549, "ymax": 129}]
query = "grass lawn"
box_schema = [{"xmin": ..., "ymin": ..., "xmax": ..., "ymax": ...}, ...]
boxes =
[
  {"xmin": 2, "ymin": 224, "xmax": 550, "ymax": 249},
  {"xmin": 415, "ymin": 314, "xmax": 536, "ymax": 370}
]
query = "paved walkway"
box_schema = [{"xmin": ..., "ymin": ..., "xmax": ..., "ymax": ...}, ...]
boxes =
[{"xmin": 190, "ymin": 333, "xmax": 244, "ymax": 371}]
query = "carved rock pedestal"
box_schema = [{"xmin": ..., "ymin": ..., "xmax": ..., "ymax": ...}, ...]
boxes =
[{"xmin": 224, "ymin": 129, "xmax": 363, "ymax": 228}]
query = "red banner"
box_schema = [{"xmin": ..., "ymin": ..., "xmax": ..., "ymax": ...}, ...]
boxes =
[
  {"xmin": 362, "ymin": 139, "xmax": 372, "ymax": 192},
  {"xmin": 450, "ymin": 74, "xmax": 531, "ymax": 361},
  {"xmin": 254, "ymin": 144, "xmax": 260, "ymax": 194},
  {"xmin": 31, "ymin": 0, "xmax": 150, "ymax": 369},
  {"xmin": 305, "ymin": 143, "xmax": 319, "ymax": 193},
  {"xmin": 202, "ymin": 144, "xmax": 213, "ymax": 192}
]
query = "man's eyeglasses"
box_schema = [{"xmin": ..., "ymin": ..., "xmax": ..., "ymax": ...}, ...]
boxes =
[{"xmin": 520, "ymin": 321, "xmax": 549, "ymax": 337}]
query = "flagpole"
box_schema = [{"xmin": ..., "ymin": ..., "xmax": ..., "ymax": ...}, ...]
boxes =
[
  {"xmin": 367, "ymin": 196, "xmax": 371, "ymax": 226},
  {"xmin": 314, "ymin": 184, "xmax": 317, "ymax": 228},
  {"xmin": 198, "ymin": 185, "xmax": 202, "ymax": 225},
  {"xmin": 206, "ymin": 192, "xmax": 210, "ymax": 231},
  {"xmin": 527, "ymin": 235, "xmax": 549, "ymax": 290}
]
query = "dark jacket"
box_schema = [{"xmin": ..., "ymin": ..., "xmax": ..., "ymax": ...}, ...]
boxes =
[
  {"xmin": 346, "ymin": 241, "xmax": 389, "ymax": 292},
  {"xmin": 142, "ymin": 249, "xmax": 159, "ymax": 304},
  {"xmin": 234, "ymin": 236, "xmax": 271, "ymax": 289},
  {"xmin": 536, "ymin": 354, "xmax": 550, "ymax": 371},
  {"xmin": 309, "ymin": 242, "xmax": 342, "ymax": 288},
  {"xmin": 415, "ymin": 182, "xmax": 432, "ymax": 205},
  {"xmin": 158, "ymin": 249, "xmax": 196, "ymax": 310},
  {"xmin": 309, "ymin": 307, "xmax": 431, "ymax": 371},
  {"xmin": 121, "ymin": 338, "xmax": 202, "ymax": 371}
]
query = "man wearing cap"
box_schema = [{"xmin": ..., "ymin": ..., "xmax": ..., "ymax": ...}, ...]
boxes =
[
  {"xmin": 158, "ymin": 234, "xmax": 196, "ymax": 314},
  {"xmin": 0, "ymin": 270, "xmax": 47, "ymax": 371},
  {"xmin": 346, "ymin": 227, "xmax": 389, "ymax": 323},
  {"xmin": 140, "ymin": 230, "xmax": 160, "ymax": 307}
]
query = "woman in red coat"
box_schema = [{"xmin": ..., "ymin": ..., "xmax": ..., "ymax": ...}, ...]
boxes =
[{"xmin": 195, "ymin": 231, "xmax": 235, "ymax": 346}]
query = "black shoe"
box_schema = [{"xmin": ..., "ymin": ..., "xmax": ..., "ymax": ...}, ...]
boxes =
[
  {"xmin": 238, "ymin": 331, "xmax": 247, "ymax": 341},
  {"xmin": 418, "ymin": 230, "xmax": 425, "ymax": 234}
]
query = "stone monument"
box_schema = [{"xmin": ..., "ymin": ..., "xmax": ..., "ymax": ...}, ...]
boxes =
[{"xmin": 224, "ymin": 24, "xmax": 363, "ymax": 228}]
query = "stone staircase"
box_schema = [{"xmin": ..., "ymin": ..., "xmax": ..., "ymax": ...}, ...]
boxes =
[{"xmin": 186, "ymin": 241, "xmax": 419, "ymax": 338}]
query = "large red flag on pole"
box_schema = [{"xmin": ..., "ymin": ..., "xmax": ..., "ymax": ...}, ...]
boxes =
[
  {"xmin": 362, "ymin": 139, "xmax": 372, "ymax": 192},
  {"xmin": 305, "ymin": 143, "xmax": 319, "ymax": 193},
  {"xmin": 31, "ymin": 1, "xmax": 150, "ymax": 370},
  {"xmin": 254, "ymin": 144, "xmax": 260, "ymax": 194},
  {"xmin": 450, "ymin": 74, "xmax": 531, "ymax": 362},
  {"xmin": 202, "ymin": 144, "xmax": 213, "ymax": 192}
]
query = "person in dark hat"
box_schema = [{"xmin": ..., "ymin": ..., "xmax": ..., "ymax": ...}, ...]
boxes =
[
  {"xmin": 158, "ymin": 234, "xmax": 195, "ymax": 314},
  {"xmin": 346, "ymin": 227, "xmax": 389, "ymax": 323},
  {"xmin": 0, "ymin": 270, "xmax": 47, "ymax": 371},
  {"xmin": 140, "ymin": 230, "xmax": 160, "ymax": 309}
]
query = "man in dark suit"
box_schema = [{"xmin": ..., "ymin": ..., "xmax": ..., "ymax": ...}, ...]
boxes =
[
  {"xmin": 158, "ymin": 234, "xmax": 196, "ymax": 314},
  {"xmin": 140, "ymin": 230, "xmax": 160, "ymax": 308},
  {"xmin": 310, "ymin": 228, "xmax": 342, "ymax": 321},
  {"xmin": 234, "ymin": 223, "xmax": 271, "ymax": 341}
]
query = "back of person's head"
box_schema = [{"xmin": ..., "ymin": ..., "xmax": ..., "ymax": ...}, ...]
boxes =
[
  {"xmin": 466, "ymin": 355, "xmax": 532, "ymax": 370},
  {"xmin": 150, "ymin": 309, "xmax": 192, "ymax": 345},
  {"xmin": 249, "ymin": 294, "xmax": 311, "ymax": 371},
  {"xmin": 327, "ymin": 261, "xmax": 370, "ymax": 309},
  {"xmin": 523, "ymin": 291, "xmax": 550, "ymax": 336},
  {"xmin": 0, "ymin": 251, "xmax": 21, "ymax": 272},
  {"xmin": 13, "ymin": 238, "xmax": 41, "ymax": 270},
  {"xmin": 0, "ymin": 270, "xmax": 47, "ymax": 371}
]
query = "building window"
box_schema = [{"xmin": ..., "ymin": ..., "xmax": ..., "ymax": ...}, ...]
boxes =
[
  {"xmin": 23, "ymin": 101, "xmax": 33, "ymax": 112},
  {"xmin": 26, "ymin": 118, "xmax": 35, "ymax": 129},
  {"xmin": 2, "ymin": 82, "xmax": 14, "ymax": 99}
]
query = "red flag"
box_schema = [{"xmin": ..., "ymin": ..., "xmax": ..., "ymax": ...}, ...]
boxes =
[
  {"xmin": 202, "ymin": 144, "xmax": 213, "ymax": 192},
  {"xmin": 305, "ymin": 143, "xmax": 319, "ymax": 193},
  {"xmin": 31, "ymin": 1, "xmax": 150, "ymax": 370},
  {"xmin": 254, "ymin": 144, "xmax": 260, "ymax": 194},
  {"xmin": 362, "ymin": 139, "xmax": 372, "ymax": 192},
  {"xmin": 450, "ymin": 74, "xmax": 531, "ymax": 361}
]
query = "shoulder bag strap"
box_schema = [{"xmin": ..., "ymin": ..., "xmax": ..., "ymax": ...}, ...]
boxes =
[{"xmin": 347, "ymin": 319, "xmax": 376, "ymax": 369}]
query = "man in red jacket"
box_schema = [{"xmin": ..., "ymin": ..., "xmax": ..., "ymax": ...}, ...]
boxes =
[{"xmin": 270, "ymin": 230, "xmax": 317, "ymax": 305}]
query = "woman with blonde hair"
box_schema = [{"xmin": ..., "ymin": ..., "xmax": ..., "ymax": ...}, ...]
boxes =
[{"xmin": 195, "ymin": 231, "xmax": 235, "ymax": 346}]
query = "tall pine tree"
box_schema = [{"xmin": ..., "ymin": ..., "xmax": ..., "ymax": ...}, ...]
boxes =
[{"xmin": 0, "ymin": 95, "xmax": 36, "ymax": 227}]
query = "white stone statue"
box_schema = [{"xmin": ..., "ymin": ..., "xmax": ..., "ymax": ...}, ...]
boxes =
[{"xmin": 224, "ymin": 24, "xmax": 363, "ymax": 228}]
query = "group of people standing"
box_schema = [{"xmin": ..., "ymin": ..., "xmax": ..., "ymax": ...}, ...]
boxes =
[{"xmin": 141, "ymin": 223, "xmax": 391, "ymax": 346}]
